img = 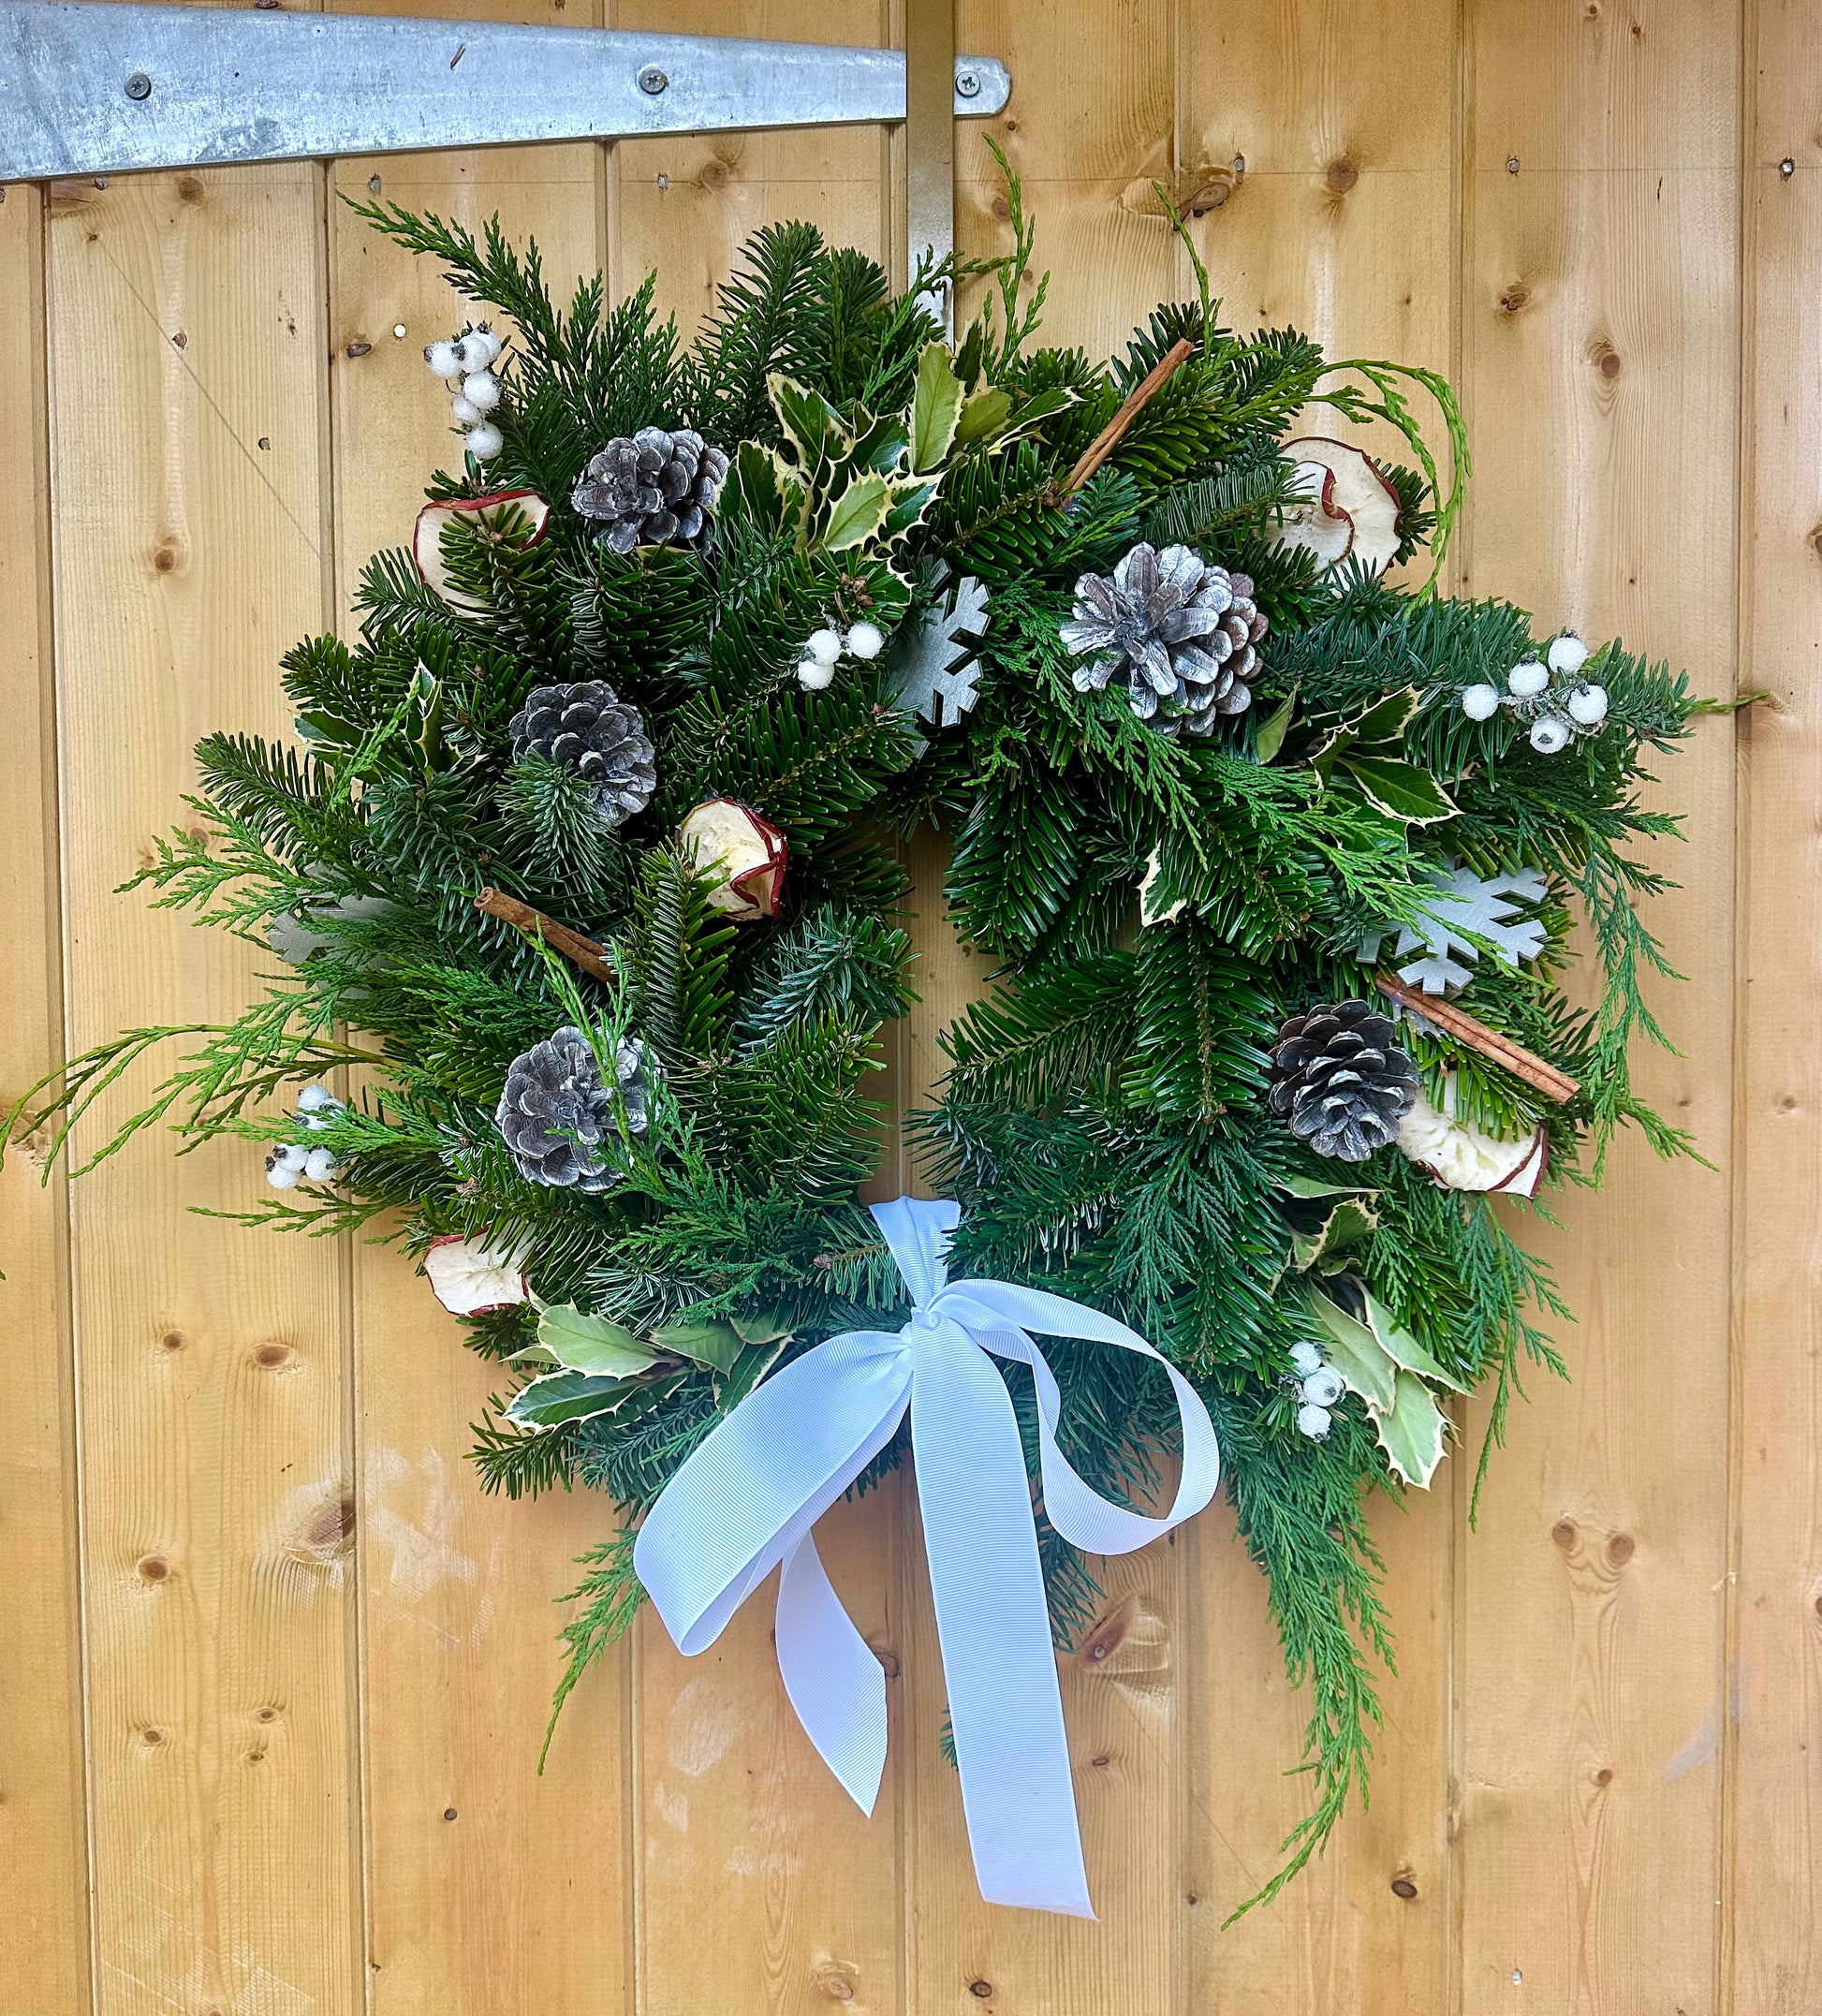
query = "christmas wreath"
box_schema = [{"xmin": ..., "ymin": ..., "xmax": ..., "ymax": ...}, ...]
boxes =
[{"xmin": 14, "ymin": 169, "xmax": 1702, "ymax": 1914}]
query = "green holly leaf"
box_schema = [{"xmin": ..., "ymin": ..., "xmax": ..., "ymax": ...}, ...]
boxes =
[
  {"xmin": 1304, "ymin": 1290, "xmax": 1398, "ymax": 1413},
  {"xmin": 954, "ymin": 386, "xmax": 1013, "ymax": 447},
  {"xmin": 1349, "ymin": 685, "xmax": 1422, "ymax": 744},
  {"xmin": 1290, "ymin": 1197, "xmax": 1379, "ymax": 1273},
  {"xmin": 1338, "ymin": 753, "xmax": 1459, "ymax": 824},
  {"xmin": 1362, "ymin": 1288, "xmax": 1469, "ymax": 1392},
  {"xmin": 769, "ymin": 374, "xmax": 847, "ymax": 471},
  {"xmin": 653, "ymin": 1318, "xmax": 743, "ymax": 1374},
  {"xmin": 821, "ymin": 474, "xmax": 892, "ymax": 552},
  {"xmin": 1277, "ymin": 1173, "xmax": 1376, "ymax": 1200},
  {"xmin": 1254, "ymin": 688, "xmax": 1297, "ymax": 763},
  {"xmin": 534, "ymin": 1301, "xmax": 654, "ymax": 1377},
  {"xmin": 1368, "ymin": 1370, "xmax": 1450, "ymax": 1488},
  {"xmin": 505, "ymin": 1369, "xmax": 643, "ymax": 1432},
  {"xmin": 717, "ymin": 1338, "xmax": 788, "ymax": 1412},
  {"xmin": 910, "ymin": 342, "xmax": 965, "ymax": 473}
]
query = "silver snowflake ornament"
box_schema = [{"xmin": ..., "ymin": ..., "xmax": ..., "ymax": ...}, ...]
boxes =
[
  {"xmin": 1359, "ymin": 861, "xmax": 1550, "ymax": 994},
  {"xmin": 884, "ymin": 573, "xmax": 990, "ymax": 744}
]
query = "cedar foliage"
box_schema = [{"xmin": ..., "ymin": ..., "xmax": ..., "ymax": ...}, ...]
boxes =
[{"xmin": 6, "ymin": 177, "xmax": 1698, "ymax": 1917}]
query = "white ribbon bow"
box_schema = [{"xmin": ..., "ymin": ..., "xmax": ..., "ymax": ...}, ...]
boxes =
[{"xmin": 634, "ymin": 1197, "xmax": 1221, "ymax": 1917}]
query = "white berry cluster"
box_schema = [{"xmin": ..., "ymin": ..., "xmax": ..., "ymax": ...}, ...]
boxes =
[
  {"xmin": 1289, "ymin": 1339, "xmax": 1347, "ymax": 1440},
  {"xmin": 1460, "ymin": 635, "xmax": 1609, "ymax": 755},
  {"xmin": 264, "ymin": 1083, "xmax": 345, "ymax": 1190},
  {"xmin": 422, "ymin": 325, "xmax": 506, "ymax": 463},
  {"xmin": 796, "ymin": 619, "xmax": 886, "ymax": 691}
]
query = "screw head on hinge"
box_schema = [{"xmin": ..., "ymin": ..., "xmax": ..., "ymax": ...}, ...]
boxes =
[
  {"xmin": 124, "ymin": 71, "xmax": 153, "ymax": 101},
  {"xmin": 955, "ymin": 67, "xmax": 981, "ymax": 98},
  {"xmin": 637, "ymin": 65, "xmax": 669, "ymax": 95}
]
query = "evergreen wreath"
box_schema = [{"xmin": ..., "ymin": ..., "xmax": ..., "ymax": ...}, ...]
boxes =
[{"xmin": 11, "ymin": 163, "xmax": 1704, "ymax": 1915}]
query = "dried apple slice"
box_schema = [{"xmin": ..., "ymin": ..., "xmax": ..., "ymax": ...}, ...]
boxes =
[
  {"xmin": 1271, "ymin": 459, "xmax": 1356, "ymax": 567},
  {"xmin": 412, "ymin": 489, "xmax": 551, "ymax": 608},
  {"xmin": 1280, "ymin": 437, "xmax": 1403, "ymax": 573}
]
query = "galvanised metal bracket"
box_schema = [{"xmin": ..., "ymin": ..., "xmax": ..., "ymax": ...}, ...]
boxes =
[{"xmin": 0, "ymin": 0, "xmax": 1010, "ymax": 182}]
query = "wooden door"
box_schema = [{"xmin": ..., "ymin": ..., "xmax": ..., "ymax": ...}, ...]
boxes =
[{"xmin": 1, "ymin": 1, "xmax": 1813, "ymax": 2009}]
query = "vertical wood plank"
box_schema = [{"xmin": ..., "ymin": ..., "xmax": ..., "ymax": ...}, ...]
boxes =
[
  {"xmin": 322, "ymin": 54, "xmax": 636, "ymax": 2008},
  {"xmin": 1457, "ymin": 4, "xmax": 1739, "ymax": 2010},
  {"xmin": 607, "ymin": 6, "xmax": 910, "ymax": 2009},
  {"xmin": 1177, "ymin": 5, "xmax": 1457, "ymax": 2008},
  {"xmin": 0, "ymin": 178, "xmax": 92, "ymax": 2016},
  {"xmin": 911, "ymin": 9, "xmax": 1188, "ymax": 2009},
  {"xmin": 1727, "ymin": 3, "xmax": 1822, "ymax": 2006},
  {"xmin": 49, "ymin": 162, "xmax": 359, "ymax": 2016}
]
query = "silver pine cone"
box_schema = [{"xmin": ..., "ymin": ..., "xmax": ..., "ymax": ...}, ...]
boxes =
[
  {"xmin": 1061, "ymin": 541, "xmax": 1267, "ymax": 737},
  {"xmin": 507, "ymin": 679, "xmax": 656, "ymax": 827},
  {"xmin": 571, "ymin": 426, "xmax": 729, "ymax": 553},
  {"xmin": 494, "ymin": 1025, "xmax": 658, "ymax": 1192},
  {"xmin": 1267, "ymin": 1000, "xmax": 1418, "ymax": 1162}
]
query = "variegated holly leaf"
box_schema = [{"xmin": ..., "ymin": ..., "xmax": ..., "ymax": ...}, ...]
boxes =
[
  {"xmin": 1367, "ymin": 1369, "xmax": 1451, "ymax": 1488},
  {"xmin": 505, "ymin": 1369, "xmax": 643, "ymax": 1432}
]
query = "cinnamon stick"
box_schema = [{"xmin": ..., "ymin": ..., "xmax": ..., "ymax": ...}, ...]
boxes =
[
  {"xmin": 1055, "ymin": 337, "xmax": 1196, "ymax": 498},
  {"xmin": 475, "ymin": 887, "xmax": 616, "ymax": 985},
  {"xmin": 1374, "ymin": 971, "xmax": 1580, "ymax": 1106}
]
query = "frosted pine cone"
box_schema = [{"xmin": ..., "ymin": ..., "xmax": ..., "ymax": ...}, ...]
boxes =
[
  {"xmin": 1061, "ymin": 541, "xmax": 1267, "ymax": 737},
  {"xmin": 507, "ymin": 680, "xmax": 656, "ymax": 827},
  {"xmin": 1267, "ymin": 1000, "xmax": 1418, "ymax": 1162},
  {"xmin": 494, "ymin": 1025, "xmax": 658, "ymax": 1192},
  {"xmin": 571, "ymin": 426, "xmax": 728, "ymax": 553}
]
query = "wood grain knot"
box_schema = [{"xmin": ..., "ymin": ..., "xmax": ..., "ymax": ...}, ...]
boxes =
[
  {"xmin": 152, "ymin": 545, "xmax": 180, "ymax": 574},
  {"xmin": 1812, "ymin": 1591, "xmax": 1822, "ymax": 1619},
  {"xmin": 443, "ymin": 1806, "xmax": 458, "ymax": 1821},
  {"xmin": 256, "ymin": 1705, "xmax": 280, "ymax": 1724},
  {"xmin": 991, "ymin": 195, "xmax": 1012, "ymax": 221},
  {"xmin": 290, "ymin": 1493, "xmax": 356, "ymax": 1567},
  {"xmin": 1498, "ymin": 283, "xmax": 1531, "ymax": 315},
  {"xmin": 140, "ymin": 1726, "xmax": 165, "ymax": 1748},
  {"xmin": 969, "ymin": 1981, "xmax": 993, "ymax": 2000},
  {"xmin": 698, "ymin": 158, "xmax": 732, "ymax": 193},
  {"xmin": 1550, "ymin": 1518, "xmax": 1578, "ymax": 1551},
  {"xmin": 253, "ymin": 1341, "xmax": 293, "ymax": 1370},
  {"xmin": 345, "ymin": 339, "xmax": 374, "ymax": 359},
  {"xmin": 1594, "ymin": 344, "xmax": 1623, "ymax": 380},
  {"xmin": 170, "ymin": 331, "xmax": 187, "ymax": 350},
  {"xmin": 1606, "ymin": 1531, "xmax": 1636, "ymax": 1567},
  {"xmin": 1389, "ymin": 1868, "xmax": 1418, "ymax": 1900},
  {"xmin": 1806, "ymin": 522, "xmax": 1822, "ymax": 561},
  {"xmin": 810, "ymin": 1953, "xmax": 860, "ymax": 2004},
  {"xmin": 1327, "ymin": 157, "xmax": 1359, "ymax": 193},
  {"xmin": 137, "ymin": 1554, "xmax": 169, "ymax": 1582},
  {"xmin": 870, "ymin": 1643, "xmax": 900, "ymax": 1679},
  {"xmin": 1594, "ymin": 1765, "xmax": 1613, "ymax": 1786},
  {"xmin": 159, "ymin": 1329, "xmax": 186, "ymax": 1352},
  {"xmin": 177, "ymin": 174, "xmax": 203, "ymax": 203}
]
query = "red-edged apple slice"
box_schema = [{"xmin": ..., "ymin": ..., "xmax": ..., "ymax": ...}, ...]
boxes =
[
  {"xmin": 1280, "ymin": 437, "xmax": 1402, "ymax": 573},
  {"xmin": 1271, "ymin": 459, "xmax": 1356, "ymax": 567},
  {"xmin": 412, "ymin": 489, "xmax": 551, "ymax": 609}
]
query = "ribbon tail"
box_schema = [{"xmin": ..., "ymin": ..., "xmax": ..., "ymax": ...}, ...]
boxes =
[
  {"xmin": 911, "ymin": 1326, "xmax": 1095, "ymax": 1919},
  {"xmin": 775, "ymin": 1533, "xmax": 887, "ymax": 1816}
]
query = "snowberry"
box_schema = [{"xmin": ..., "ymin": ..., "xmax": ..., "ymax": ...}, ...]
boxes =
[
  {"xmin": 461, "ymin": 371, "xmax": 501, "ymax": 413},
  {"xmin": 303, "ymin": 1147, "xmax": 340, "ymax": 1183},
  {"xmin": 1566, "ymin": 683, "xmax": 1609, "ymax": 726},
  {"xmin": 1548, "ymin": 634, "xmax": 1590, "ymax": 675},
  {"xmin": 845, "ymin": 621, "xmax": 885, "ymax": 660},
  {"xmin": 450, "ymin": 397, "xmax": 482, "ymax": 426},
  {"xmin": 423, "ymin": 338, "xmax": 461, "ymax": 380},
  {"xmin": 1288, "ymin": 1340, "xmax": 1325, "ymax": 1378},
  {"xmin": 805, "ymin": 627, "xmax": 843, "ymax": 665},
  {"xmin": 457, "ymin": 328, "xmax": 500, "ymax": 373},
  {"xmin": 1506, "ymin": 661, "xmax": 1550, "ymax": 698},
  {"xmin": 276, "ymin": 1142, "xmax": 310, "ymax": 1170},
  {"xmin": 797, "ymin": 656, "xmax": 837, "ymax": 692},
  {"xmin": 1300, "ymin": 1366, "xmax": 1347, "ymax": 1409},
  {"xmin": 297, "ymin": 1084, "xmax": 335, "ymax": 1111},
  {"xmin": 1460, "ymin": 683, "xmax": 1502, "ymax": 721},
  {"xmin": 465, "ymin": 423, "xmax": 504, "ymax": 461},
  {"xmin": 1529, "ymin": 715, "xmax": 1573, "ymax": 755},
  {"xmin": 265, "ymin": 1154, "xmax": 301, "ymax": 1190},
  {"xmin": 1297, "ymin": 1403, "xmax": 1333, "ymax": 1441}
]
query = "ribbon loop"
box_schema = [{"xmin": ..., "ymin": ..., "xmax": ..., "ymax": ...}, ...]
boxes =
[{"xmin": 633, "ymin": 1196, "xmax": 1221, "ymax": 1917}]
